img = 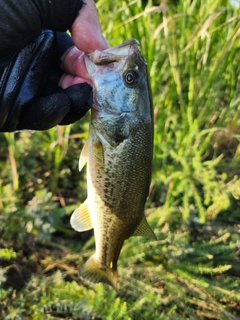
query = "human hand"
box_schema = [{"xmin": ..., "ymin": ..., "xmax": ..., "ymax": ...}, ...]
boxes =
[
  {"xmin": 0, "ymin": 0, "xmax": 108, "ymax": 132},
  {"xmin": 60, "ymin": 0, "xmax": 109, "ymax": 89}
]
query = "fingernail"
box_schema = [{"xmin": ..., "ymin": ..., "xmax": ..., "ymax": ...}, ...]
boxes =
[{"xmin": 101, "ymin": 34, "xmax": 109, "ymax": 49}]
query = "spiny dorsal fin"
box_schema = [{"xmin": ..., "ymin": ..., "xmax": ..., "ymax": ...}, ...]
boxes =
[
  {"xmin": 79, "ymin": 139, "xmax": 89, "ymax": 171},
  {"xmin": 133, "ymin": 217, "xmax": 156, "ymax": 240},
  {"xmin": 80, "ymin": 254, "xmax": 118, "ymax": 290},
  {"xmin": 70, "ymin": 199, "xmax": 93, "ymax": 232}
]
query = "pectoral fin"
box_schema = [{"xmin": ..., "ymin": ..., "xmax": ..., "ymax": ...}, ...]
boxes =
[
  {"xmin": 133, "ymin": 218, "xmax": 156, "ymax": 240},
  {"xmin": 79, "ymin": 139, "xmax": 89, "ymax": 171},
  {"xmin": 70, "ymin": 199, "xmax": 93, "ymax": 232}
]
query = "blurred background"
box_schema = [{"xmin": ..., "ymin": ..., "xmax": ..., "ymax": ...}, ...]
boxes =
[{"xmin": 0, "ymin": 0, "xmax": 240, "ymax": 319}]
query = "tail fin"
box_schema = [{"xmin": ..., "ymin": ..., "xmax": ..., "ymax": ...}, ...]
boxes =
[{"xmin": 79, "ymin": 254, "xmax": 118, "ymax": 290}]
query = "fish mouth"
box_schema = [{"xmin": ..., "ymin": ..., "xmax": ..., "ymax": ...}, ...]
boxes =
[{"xmin": 85, "ymin": 39, "xmax": 140, "ymax": 67}]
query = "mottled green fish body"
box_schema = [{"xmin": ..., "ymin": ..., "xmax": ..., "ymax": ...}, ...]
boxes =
[{"xmin": 70, "ymin": 39, "xmax": 155, "ymax": 289}]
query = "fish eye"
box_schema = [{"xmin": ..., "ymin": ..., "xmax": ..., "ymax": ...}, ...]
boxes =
[
  {"xmin": 124, "ymin": 70, "xmax": 140, "ymax": 87},
  {"xmin": 126, "ymin": 73, "xmax": 134, "ymax": 83}
]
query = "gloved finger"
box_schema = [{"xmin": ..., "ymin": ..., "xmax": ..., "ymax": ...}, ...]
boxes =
[
  {"xmin": 0, "ymin": 31, "xmax": 55, "ymax": 131},
  {"xmin": 0, "ymin": 29, "xmax": 93, "ymax": 132},
  {"xmin": 17, "ymin": 83, "xmax": 92, "ymax": 130},
  {"xmin": 59, "ymin": 83, "xmax": 92, "ymax": 125},
  {"xmin": 17, "ymin": 94, "xmax": 71, "ymax": 130},
  {"xmin": 53, "ymin": 32, "xmax": 74, "ymax": 66}
]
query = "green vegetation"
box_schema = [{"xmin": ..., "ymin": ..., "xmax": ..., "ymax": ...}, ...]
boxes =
[{"xmin": 0, "ymin": 0, "xmax": 239, "ymax": 319}]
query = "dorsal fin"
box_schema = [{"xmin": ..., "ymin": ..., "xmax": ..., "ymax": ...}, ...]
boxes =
[
  {"xmin": 70, "ymin": 199, "xmax": 93, "ymax": 232},
  {"xmin": 79, "ymin": 139, "xmax": 89, "ymax": 171},
  {"xmin": 133, "ymin": 217, "xmax": 156, "ymax": 240}
]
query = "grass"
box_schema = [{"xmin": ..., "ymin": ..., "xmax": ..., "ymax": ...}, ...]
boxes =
[{"xmin": 0, "ymin": 0, "xmax": 240, "ymax": 319}]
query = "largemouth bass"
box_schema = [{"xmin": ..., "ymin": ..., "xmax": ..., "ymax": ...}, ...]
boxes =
[{"xmin": 70, "ymin": 39, "xmax": 155, "ymax": 289}]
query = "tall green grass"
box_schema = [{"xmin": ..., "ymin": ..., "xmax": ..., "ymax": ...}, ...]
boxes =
[{"xmin": 0, "ymin": 0, "xmax": 239, "ymax": 319}]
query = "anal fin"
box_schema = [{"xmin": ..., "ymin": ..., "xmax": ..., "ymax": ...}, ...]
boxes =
[{"xmin": 133, "ymin": 217, "xmax": 156, "ymax": 240}]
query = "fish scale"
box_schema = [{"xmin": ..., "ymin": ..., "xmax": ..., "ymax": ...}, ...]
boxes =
[
  {"xmin": 89, "ymin": 125, "xmax": 151, "ymax": 219},
  {"xmin": 70, "ymin": 39, "xmax": 156, "ymax": 289}
]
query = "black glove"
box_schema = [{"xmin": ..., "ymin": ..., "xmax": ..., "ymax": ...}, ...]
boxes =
[
  {"xmin": 0, "ymin": 0, "xmax": 90, "ymax": 132},
  {"xmin": 0, "ymin": 30, "xmax": 92, "ymax": 132}
]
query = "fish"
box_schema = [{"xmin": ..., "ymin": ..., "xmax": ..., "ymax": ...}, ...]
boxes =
[{"xmin": 70, "ymin": 39, "xmax": 156, "ymax": 290}]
